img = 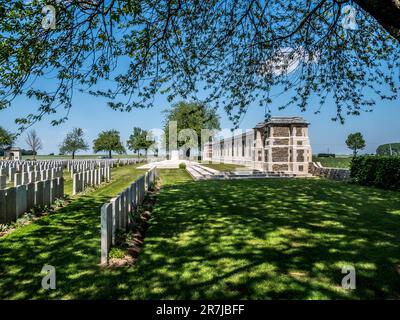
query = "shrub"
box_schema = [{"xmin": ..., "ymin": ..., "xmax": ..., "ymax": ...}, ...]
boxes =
[
  {"xmin": 109, "ymin": 247, "xmax": 126, "ymax": 259},
  {"xmin": 179, "ymin": 163, "xmax": 186, "ymax": 169},
  {"xmin": 317, "ymin": 153, "xmax": 335, "ymax": 158},
  {"xmin": 350, "ymin": 156, "xmax": 400, "ymax": 190}
]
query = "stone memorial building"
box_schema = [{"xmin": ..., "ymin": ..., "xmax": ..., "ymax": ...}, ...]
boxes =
[
  {"xmin": 3, "ymin": 147, "xmax": 22, "ymax": 161},
  {"xmin": 203, "ymin": 116, "xmax": 312, "ymax": 175}
]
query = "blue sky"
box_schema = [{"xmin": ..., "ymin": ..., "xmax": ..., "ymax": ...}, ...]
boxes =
[{"xmin": 0, "ymin": 83, "xmax": 398, "ymax": 155}]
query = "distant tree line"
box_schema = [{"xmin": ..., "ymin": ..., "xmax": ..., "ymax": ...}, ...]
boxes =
[
  {"xmin": 1, "ymin": 101, "xmax": 221, "ymax": 159},
  {"xmin": 0, "ymin": 149, "xmax": 37, "ymax": 157},
  {"xmin": 376, "ymin": 143, "xmax": 400, "ymax": 156}
]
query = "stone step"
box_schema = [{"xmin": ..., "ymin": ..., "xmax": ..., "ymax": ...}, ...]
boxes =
[
  {"xmin": 193, "ymin": 164, "xmax": 220, "ymax": 175},
  {"xmin": 189, "ymin": 165, "xmax": 214, "ymax": 178},
  {"xmin": 192, "ymin": 164, "xmax": 226, "ymax": 178},
  {"xmin": 186, "ymin": 166, "xmax": 206, "ymax": 181}
]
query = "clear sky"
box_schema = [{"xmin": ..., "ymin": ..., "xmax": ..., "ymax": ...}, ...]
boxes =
[{"xmin": 1, "ymin": 84, "xmax": 398, "ymax": 156}]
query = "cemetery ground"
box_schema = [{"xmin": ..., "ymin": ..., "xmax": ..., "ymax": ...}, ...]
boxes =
[
  {"xmin": 1, "ymin": 168, "xmax": 400, "ymax": 299},
  {"xmin": 312, "ymin": 156, "xmax": 352, "ymax": 168}
]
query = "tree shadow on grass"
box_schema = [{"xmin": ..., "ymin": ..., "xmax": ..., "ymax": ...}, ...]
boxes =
[
  {"xmin": 0, "ymin": 177, "xmax": 399, "ymax": 299},
  {"xmin": 109, "ymin": 178, "xmax": 400, "ymax": 299}
]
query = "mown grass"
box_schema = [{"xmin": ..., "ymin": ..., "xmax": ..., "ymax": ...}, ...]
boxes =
[
  {"xmin": 0, "ymin": 164, "xmax": 146, "ymax": 299},
  {"xmin": 313, "ymin": 156, "xmax": 352, "ymax": 169},
  {"xmin": 1, "ymin": 169, "xmax": 399, "ymax": 299}
]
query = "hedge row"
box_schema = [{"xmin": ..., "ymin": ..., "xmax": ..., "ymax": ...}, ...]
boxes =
[{"xmin": 350, "ymin": 156, "xmax": 400, "ymax": 190}]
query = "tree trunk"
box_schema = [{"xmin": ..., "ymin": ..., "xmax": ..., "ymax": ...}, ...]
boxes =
[
  {"xmin": 354, "ymin": 0, "xmax": 400, "ymax": 42},
  {"xmin": 186, "ymin": 148, "xmax": 191, "ymax": 159},
  {"xmin": 72, "ymin": 151, "xmax": 75, "ymax": 160},
  {"xmin": 198, "ymin": 137, "xmax": 202, "ymax": 162},
  {"xmin": 33, "ymin": 151, "xmax": 36, "ymax": 161},
  {"xmin": 109, "ymin": 150, "xmax": 112, "ymax": 159}
]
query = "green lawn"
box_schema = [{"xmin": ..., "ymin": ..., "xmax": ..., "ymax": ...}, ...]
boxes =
[
  {"xmin": 313, "ymin": 156, "xmax": 352, "ymax": 169},
  {"xmin": 201, "ymin": 163, "xmax": 246, "ymax": 172},
  {"xmin": 0, "ymin": 164, "xmax": 146, "ymax": 299},
  {"xmin": 1, "ymin": 169, "xmax": 399, "ymax": 299}
]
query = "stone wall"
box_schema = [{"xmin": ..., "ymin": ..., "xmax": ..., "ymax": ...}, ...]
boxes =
[
  {"xmin": 308, "ymin": 162, "xmax": 351, "ymax": 181},
  {"xmin": 273, "ymin": 138, "xmax": 289, "ymax": 145},
  {"xmin": 297, "ymin": 150, "xmax": 305, "ymax": 162},
  {"xmin": 273, "ymin": 126, "xmax": 290, "ymax": 137},
  {"xmin": 272, "ymin": 164, "xmax": 289, "ymax": 171},
  {"xmin": 272, "ymin": 147, "xmax": 288, "ymax": 162}
]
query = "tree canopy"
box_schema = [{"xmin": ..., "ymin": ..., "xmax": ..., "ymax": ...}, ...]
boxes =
[
  {"xmin": 163, "ymin": 101, "xmax": 220, "ymax": 157},
  {"xmin": 93, "ymin": 129, "xmax": 125, "ymax": 158},
  {"xmin": 376, "ymin": 143, "xmax": 400, "ymax": 156},
  {"xmin": 346, "ymin": 132, "xmax": 366, "ymax": 156},
  {"xmin": 59, "ymin": 127, "xmax": 89, "ymax": 159},
  {"xmin": 127, "ymin": 127, "xmax": 154, "ymax": 157},
  {"xmin": 0, "ymin": 1, "xmax": 399, "ymax": 130},
  {"xmin": 0, "ymin": 127, "xmax": 16, "ymax": 149}
]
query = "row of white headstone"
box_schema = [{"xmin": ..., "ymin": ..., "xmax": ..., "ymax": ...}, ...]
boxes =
[
  {"xmin": 0, "ymin": 168, "xmax": 63, "ymax": 189},
  {"xmin": 67, "ymin": 159, "xmax": 144, "ymax": 176},
  {"xmin": 100, "ymin": 166, "xmax": 157, "ymax": 264},
  {"xmin": 0, "ymin": 161, "xmax": 66, "ymax": 182},
  {"xmin": 72, "ymin": 167, "xmax": 112, "ymax": 195},
  {"xmin": 0, "ymin": 177, "xmax": 64, "ymax": 225}
]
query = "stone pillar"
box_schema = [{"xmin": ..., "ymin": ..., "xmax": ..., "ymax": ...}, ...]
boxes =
[
  {"xmin": 124, "ymin": 189, "xmax": 131, "ymax": 228},
  {"xmin": 72, "ymin": 174, "xmax": 78, "ymax": 196},
  {"xmin": 110, "ymin": 197, "xmax": 120, "ymax": 245},
  {"xmin": 0, "ymin": 189, "xmax": 6, "ymax": 224},
  {"xmin": 81, "ymin": 172, "xmax": 86, "ymax": 190},
  {"xmin": 6, "ymin": 187, "xmax": 17, "ymax": 223},
  {"xmin": 16, "ymin": 185, "xmax": 27, "ymax": 218},
  {"xmin": 26, "ymin": 183, "xmax": 35, "ymax": 209},
  {"xmin": 34, "ymin": 171, "xmax": 40, "ymax": 182},
  {"xmin": 43, "ymin": 180, "xmax": 51, "ymax": 206},
  {"xmin": 107, "ymin": 166, "xmax": 111, "ymax": 181},
  {"xmin": 93, "ymin": 170, "xmax": 98, "ymax": 186},
  {"xmin": 0, "ymin": 175, "xmax": 6, "ymax": 189},
  {"xmin": 57, "ymin": 177, "xmax": 64, "ymax": 199},
  {"xmin": 119, "ymin": 192, "xmax": 125, "ymax": 230},
  {"xmin": 50, "ymin": 179, "xmax": 57, "ymax": 203},
  {"xmin": 100, "ymin": 202, "xmax": 112, "ymax": 265},
  {"xmin": 28, "ymin": 171, "xmax": 35, "ymax": 183},
  {"xmin": 14, "ymin": 173, "xmax": 22, "ymax": 187},
  {"xmin": 89, "ymin": 170, "xmax": 93, "ymax": 186},
  {"xmin": 9, "ymin": 167, "xmax": 15, "ymax": 182},
  {"xmin": 131, "ymin": 182, "xmax": 137, "ymax": 208},
  {"xmin": 34, "ymin": 181, "xmax": 44, "ymax": 207},
  {"xmin": 22, "ymin": 172, "xmax": 29, "ymax": 185}
]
